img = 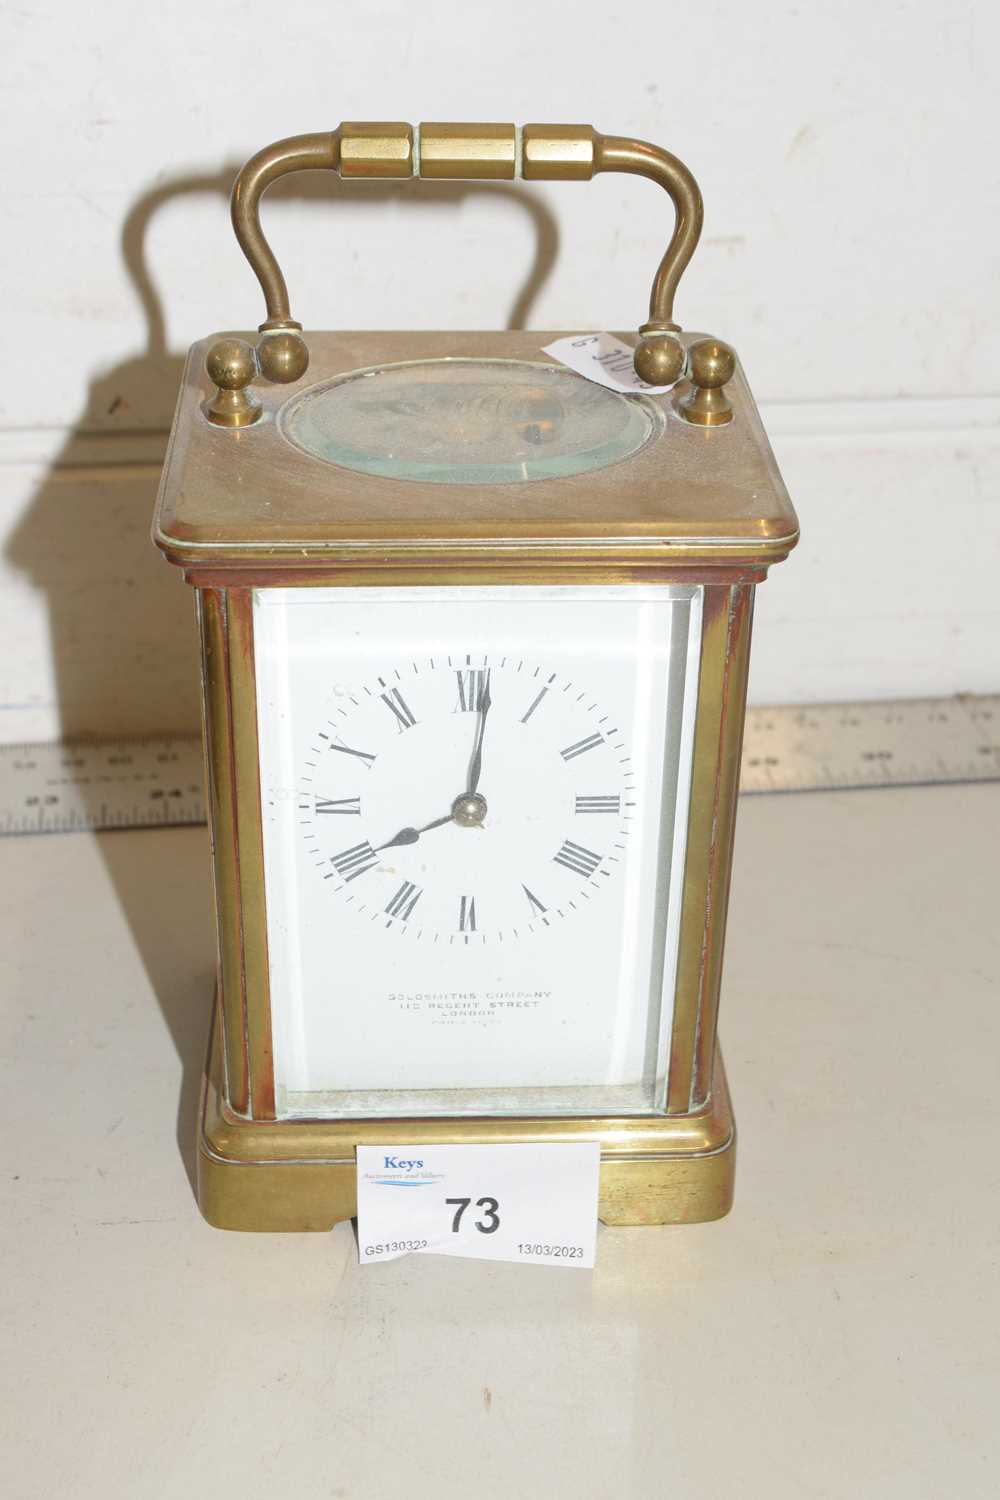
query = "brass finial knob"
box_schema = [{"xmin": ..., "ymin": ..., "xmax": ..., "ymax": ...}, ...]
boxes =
[
  {"xmin": 205, "ymin": 338, "xmax": 262, "ymax": 428},
  {"xmin": 633, "ymin": 332, "xmax": 686, "ymax": 388},
  {"xmin": 206, "ymin": 337, "xmax": 257, "ymax": 389},
  {"xmin": 676, "ymin": 338, "xmax": 736, "ymax": 426}
]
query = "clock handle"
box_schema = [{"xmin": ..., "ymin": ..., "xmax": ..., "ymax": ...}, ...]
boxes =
[{"xmin": 205, "ymin": 125, "xmax": 732, "ymax": 429}]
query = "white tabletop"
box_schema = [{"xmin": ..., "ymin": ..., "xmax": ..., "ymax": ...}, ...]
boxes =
[{"xmin": 2, "ymin": 783, "xmax": 997, "ymax": 1499}]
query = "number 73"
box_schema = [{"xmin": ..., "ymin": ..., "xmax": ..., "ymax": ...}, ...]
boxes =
[{"xmin": 446, "ymin": 1196, "xmax": 500, "ymax": 1234}]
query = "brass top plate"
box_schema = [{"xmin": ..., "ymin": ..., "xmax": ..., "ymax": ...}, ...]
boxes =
[{"xmin": 154, "ymin": 330, "xmax": 798, "ymax": 569}]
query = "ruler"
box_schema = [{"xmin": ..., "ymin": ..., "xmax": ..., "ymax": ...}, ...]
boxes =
[
  {"xmin": 0, "ymin": 696, "xmax": 997, "ymax": 836},
  {"xmin": 0, "ymin": 735, "xmax": 205, "ymax": 836},
  {"xmin": 739, "ymin": 694, "xmax": 1000, "ymax": 794}
]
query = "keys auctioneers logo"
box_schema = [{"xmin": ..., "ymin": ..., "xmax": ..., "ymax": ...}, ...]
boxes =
[{"xmin": 361, "ymin": 1156, "xmax": 447, "ymax": 1188}]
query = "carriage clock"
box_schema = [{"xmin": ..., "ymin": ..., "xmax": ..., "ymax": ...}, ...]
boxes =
[{"xmin": 153, "ymin": 124, "xmax": 798, "ymax": 1231}]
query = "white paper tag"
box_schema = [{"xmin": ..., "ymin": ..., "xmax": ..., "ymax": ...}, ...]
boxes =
[
  {"xmin": 543, "ymin": 332, "xmax": 676, "ymax": 395},
  {"xmin": 356, "ymin": 1143, "xmax": 600, "ymax": 1269}
]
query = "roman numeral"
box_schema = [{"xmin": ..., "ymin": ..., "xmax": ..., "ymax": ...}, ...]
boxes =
[
  {"xmin": 380, "ymin": 687, "xmax": 417, "ymax": 731},
  {"xmin": 385, "ymin": 881, "xmax": 422, "ymax": 920},
  {"xmin": 522, "ymin": 884, "xmax": 547, "ymax": 916},
  {"xmin": 553, "ymin": 840, "xmax": 602, "ymax": 878},
  {"xmin": 315, "ymin": 796, "xmax": 361, "ymax": 815},
  {"xmin": 459, "ymin": 895, "xmax": 477, "ymax": 932},
  {"xmin": 574, "ymin": 794, "xmax": 621, "ymax": 815},
  {"xmin": 560, "ymin": 733, "xmax": 603, "ymax": 761},
  {"xmin": 330, "ymin": 840, "xmax": 379, "ymax": 882},
  {"xmin": 455, "ymin": 668, "xmax": 489, "ymax": 712},
  {"xmin": 330, "ymin": 739, "xmax": 376, "ymax": 768}
]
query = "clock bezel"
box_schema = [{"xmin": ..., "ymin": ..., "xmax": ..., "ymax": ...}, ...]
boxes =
[{"xmin": 252, "ymin": 581, "xmax": 702, "ymax": 1115}]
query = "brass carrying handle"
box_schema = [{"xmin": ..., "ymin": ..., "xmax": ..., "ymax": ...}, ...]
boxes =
[{"xmin": 205, "ymin": 124, "xmax": 735, "ymax": 430}]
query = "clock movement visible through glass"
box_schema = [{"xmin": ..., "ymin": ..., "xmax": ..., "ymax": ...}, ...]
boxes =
[
  {"xmin": 278, "ymin": 358, "xmax": 662, "ymax": 484},
  {"xmin": 254, "ymin": 584, "xmax": 702, "ymax": 1119}
]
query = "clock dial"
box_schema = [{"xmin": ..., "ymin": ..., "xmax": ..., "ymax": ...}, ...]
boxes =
[
  {"xmin": 297, "ymin": 656, "xmax": 635, "ymax": 942},
  {"xmin": 254, "ymin": 584, "xmax": 703, "ymax": 1119}
]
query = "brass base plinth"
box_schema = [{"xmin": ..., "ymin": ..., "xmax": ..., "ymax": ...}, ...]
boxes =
[{"xmin": 196, "ymin": 993, "xmax": 736, "ymax": 1232}]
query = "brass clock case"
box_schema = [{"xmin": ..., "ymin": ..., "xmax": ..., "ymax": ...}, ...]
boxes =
[{"xmin": 152, "ymin": 124, "xmax": 799, "ymax": 1231}]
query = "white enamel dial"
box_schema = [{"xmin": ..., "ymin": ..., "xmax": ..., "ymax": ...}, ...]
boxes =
[
  {"xmin": 298, "ymin": 655, "xmax": 635, "ymax": 943},
  {"xmin": 254, "ymin": 584, "xmax": 702, "ymax": 1119}
]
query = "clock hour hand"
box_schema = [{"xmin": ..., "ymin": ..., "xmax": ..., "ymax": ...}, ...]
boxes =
[
  {"xmin": 465, "ymin": 671, "xmax": 492, "ymax": 797},
  {"xmin": 376, "ymin": 811, "xmax": 453, "ymax": 852}
]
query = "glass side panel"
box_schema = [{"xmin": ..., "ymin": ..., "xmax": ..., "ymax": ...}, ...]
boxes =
[
  {"xmin": 278, "ymin": 359, "xmax": 661, "ymax": 484},
  {"xmin": 254, "ymin": 584, "xmax": 702, "ymax": 1120}
]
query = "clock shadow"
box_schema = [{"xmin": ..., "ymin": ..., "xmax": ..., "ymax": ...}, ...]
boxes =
[
  {"xmin": 96, "ymin": 825, "xmax": 215, "ymax": 1194},
  {"xmin": 3, "ymin": 161, "xmax": 560, "ymax": 1202},
  {"xmin": 4, "ymin": 165, "xmax": 562, "ymax": 741}
]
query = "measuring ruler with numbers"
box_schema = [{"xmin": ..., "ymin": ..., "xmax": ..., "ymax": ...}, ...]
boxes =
[
  {"xmin": 739, "ymin": 695, "xmax": 1000, "ymax": 793},
  {"xmin": 0, "ymin": 697, "xmax": 996, "ymax": 836},
  {"xmin": 0, "ymin": 735, "xmax": 205, "ymax": 835}
]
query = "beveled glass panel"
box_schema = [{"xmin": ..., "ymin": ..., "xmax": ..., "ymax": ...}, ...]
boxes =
[
  {"xmin": 253, "ymin": 583, "xmax": 703, "ymax": 1119},
  {"xmin": 279, "ymin": 358, "xmax": 661, "ymax": 484}
]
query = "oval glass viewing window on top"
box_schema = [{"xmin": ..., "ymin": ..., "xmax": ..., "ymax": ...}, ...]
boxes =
[{"xmin": 278, "ymin": 358, "xmax": 662, "ymax": 485}]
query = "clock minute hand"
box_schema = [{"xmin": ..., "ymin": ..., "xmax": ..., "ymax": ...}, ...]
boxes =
[
  {"xmin": 376, "ymin": 811, "xmax": 453, "ymax": 852},
  {"xmin": 465, "ymin": 673, "xmax": 492, "ymax": 797}
]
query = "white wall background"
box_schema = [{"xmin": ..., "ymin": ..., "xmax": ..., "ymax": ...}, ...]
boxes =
[{"xmin": 2, "ymin": 0, "xmax": 997, "ymax": 742}]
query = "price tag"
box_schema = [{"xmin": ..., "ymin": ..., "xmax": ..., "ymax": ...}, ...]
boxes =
[
  {"xmin": 356, "ymin": 1143, "xmax": 600, "ymax": 1268},
  {"xmin": 542, "ymin": 332, "xmax": 677, "ymax": 395}
]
